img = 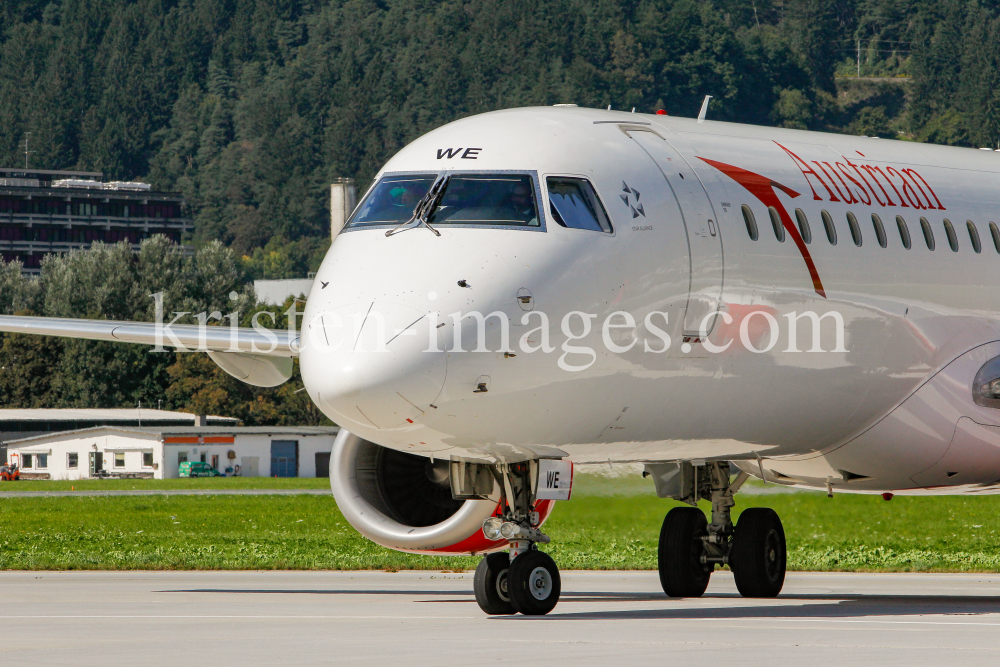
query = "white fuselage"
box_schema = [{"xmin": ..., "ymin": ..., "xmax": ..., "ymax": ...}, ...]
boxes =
[{"xmin": 300, "ymin": 106, "xmax": 1000, "ymax": 495}]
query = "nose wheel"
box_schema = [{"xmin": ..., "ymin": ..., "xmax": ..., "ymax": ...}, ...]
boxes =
[
  {"xmin": 508, "ymin": 550, "xmax": 561, "ymax": 615},
  {"xmin": 473, "ymin": 552, "xmax": 515, "ymax": 615},
  {"xmin": 472, "ymin": 461, "xmax": 562, "ymax": 616}
]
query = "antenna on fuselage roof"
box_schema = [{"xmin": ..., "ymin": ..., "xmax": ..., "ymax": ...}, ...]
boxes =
[{"xmin": 697, "ymin": 95, "xmax": 713, "ymax": 124}]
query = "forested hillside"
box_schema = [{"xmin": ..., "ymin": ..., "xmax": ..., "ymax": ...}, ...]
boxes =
[{"xmin": 2, "ymin": 0, "xmax": 1000, "ymax": 270}]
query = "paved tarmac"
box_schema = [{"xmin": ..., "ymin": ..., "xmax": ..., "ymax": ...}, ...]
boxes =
[
  {"xmin": 0, "ymin": 488, "xmax": 330, "ymax": 497},
  {"xmin": 5, "ymin": 570, "xmax": 1000, "ymax": 666}
]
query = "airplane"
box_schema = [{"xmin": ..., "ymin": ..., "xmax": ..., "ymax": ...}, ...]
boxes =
[{"xmin": 3, "ymin": 104, "xmax": 1000, "ymax": 616}]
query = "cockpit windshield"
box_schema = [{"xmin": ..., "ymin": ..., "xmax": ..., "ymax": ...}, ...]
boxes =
[
  {"xmin": 347, "ymin": 173, "xmax": 540, "ymax": 230},
  {"xmin": 348, "ymin": 175, "xmax": 436, "ymax": 227}
]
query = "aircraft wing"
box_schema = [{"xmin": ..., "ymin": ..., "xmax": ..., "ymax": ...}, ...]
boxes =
[{"xmin": 0, "ymin": 315, "xmax": 299, "ymax": 356}]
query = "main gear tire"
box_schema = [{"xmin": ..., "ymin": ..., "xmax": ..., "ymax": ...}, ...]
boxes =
[
  {"xmin": 731, "ymin": 507, "xmax": 786, "ymax": 598},
  {"xmin": 658, "ymin": 506, "xmax": 712, "ymax": 598}
]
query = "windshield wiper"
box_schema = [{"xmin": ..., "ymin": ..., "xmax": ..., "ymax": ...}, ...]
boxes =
[{"xmin": 385, "ymin": 174, "xmax": 449, "ymax": 237}]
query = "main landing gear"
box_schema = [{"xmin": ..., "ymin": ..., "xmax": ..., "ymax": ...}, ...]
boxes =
[
  {"xmin": 473, "ymin": 462, "xmax": 561, "ymax": 616},
  {"xmin": 652, "ymin": 461, "xmax": 786, "ymax": 599}
]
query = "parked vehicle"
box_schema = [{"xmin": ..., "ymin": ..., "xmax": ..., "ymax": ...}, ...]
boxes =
[
  {"xmin": 178, "ymin": 461, "xmax": 223, "ymax": 478},
  {"xmin": 0, "ymin": 464, "xmax": 20, "ymax": 481}
]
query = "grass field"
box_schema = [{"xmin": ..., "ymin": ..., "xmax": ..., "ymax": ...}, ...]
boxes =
[{"xmin": 3, "ymin": 473, "xmax": 1000, "ymax": 571}]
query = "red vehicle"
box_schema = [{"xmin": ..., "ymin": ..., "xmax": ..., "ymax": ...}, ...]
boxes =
[{"xmin": 0, "ymin": 464, "xmax": 20, "ymax": 481}]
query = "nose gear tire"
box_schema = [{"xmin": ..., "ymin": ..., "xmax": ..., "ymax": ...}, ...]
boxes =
[
  {"xmin": 508, "ymin": 550, "xmax": 561, "ymax": 615},
  {"xmin": 658, "ymin": 507, "xmax": 712, "ymax": 597},
  {"xmin": 474, "ymin": 553, "xmax": 516, "ymax": 615},
  {"xmin": 731, "ymin": 507, "xmax": 786, "ymax": 598}
]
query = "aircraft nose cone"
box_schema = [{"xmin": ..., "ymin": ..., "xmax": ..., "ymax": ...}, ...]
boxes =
[{"xmin": 301, "ymin": 301, "xmax": 444, "ymax": 430}]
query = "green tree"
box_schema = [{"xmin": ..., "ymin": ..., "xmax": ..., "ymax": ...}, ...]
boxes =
[{"xmin": 849, "ymin": 105, "xmax": 894, "ymax": 137}]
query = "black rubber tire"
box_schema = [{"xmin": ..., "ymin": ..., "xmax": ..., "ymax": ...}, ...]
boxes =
[
  {"xmin": 473, "ymin": 552, "xmax": 515, "ymax": 615},
  {"xmin": 731, "ymin": 507, "xmax": 786, "ymax": 598},
  {"xmin": 658, "ymin": 507, "xmax": 712, "ymax": 597},
  {"xmin": 508, "ymin": 550, "xmax": 561, "ymax": 616}
]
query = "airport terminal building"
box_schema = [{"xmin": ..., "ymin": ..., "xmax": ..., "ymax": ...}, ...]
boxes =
[
  {"xmin": 0, "ymin": 167, "xmax": 193, "ymax": 271},
  {"xmin": 0, "ymin": 409, "xmax": 339, "ymax": 480}
]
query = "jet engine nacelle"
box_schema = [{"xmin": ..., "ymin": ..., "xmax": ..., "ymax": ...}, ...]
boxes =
[{"xmin": 329, "ymin": 429, "xmax": 554, "ymax": 555}]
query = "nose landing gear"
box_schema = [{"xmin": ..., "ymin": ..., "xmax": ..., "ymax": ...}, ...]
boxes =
[
  {"xmin": 473, "ymin": 461, "xmax": 561, "ymax": 616},
  {"xmin": 650, "ymin": 461, "xmax": 786, "ymax": 599}
]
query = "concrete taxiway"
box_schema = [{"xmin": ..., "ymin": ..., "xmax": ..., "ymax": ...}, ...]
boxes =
[
  {"xmin": 0, "ymin": 488, "xmax": 331, "ymax": 498},
  {"xmin": 4, "ymin": 570, "xmax": 1000, "ymax": 666}
]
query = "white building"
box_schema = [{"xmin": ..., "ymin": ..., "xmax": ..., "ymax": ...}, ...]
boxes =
[
  {"xmin": 253, "ymin": 278, "xmax": 313, "ymax": 306},
  {"xmin": 5, "ymin": 425, "xmax": 340, "ymax": 480}
]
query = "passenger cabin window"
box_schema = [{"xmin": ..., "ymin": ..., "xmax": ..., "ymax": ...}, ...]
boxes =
[
  {"xmin": 22, "ymin": 454, "xmax": 32, "ymax": 468},
  {"xmin": 67, "ymin": 452, "xmax": 78, "ymax": 469},
  {"xmin": 794, "ymin": 209, "xmax": 811, "ymax": 243},
  {"xmin": 143, "ymin": 451, "xmax": 154, "ymax": 467},
  {"xmin": 846, "ymin": 212, "xmax": 862, "ymax": 247},
  {"xmin": 920, "ymin": 217, "xmax": 935, "ymax": 250},
  {"xmin": 114, "ymin": 452, "xmax": 125, "ymax": 468},
  {"xmin": 546, "ymin": 177, "xmax": 612, "ymax": 233},
  {"xmin": 821, "ymin": 210, "xmax": 837, "ymax": 245},
  {"xmin": 943, "ymin": 219, "xmax": 958, "ymax": 252},
  {"xmin": 767, "ymin": 206, "xmax": 785, "ymax": 242},
  {"xmin": 990, "ymin": 222, "xmax": 1000, "ymax": 253},
  {"xmin": 741, "ymin": 205, "xmax": 758, "ymax": 240},
  {"xmin": 967, "ymin": 220, "xmax": 982, "ymax": 254},
  {"xmin": 347, "ymin": 173, "xmax": 541, "ymax": 229},
  {"xmin": 871, "ymin": 214, "xmax": 887, "ymax": 248},
  {"xmin": 37, "ymin": 454, "xmax": 47, "ymax": 469},
  {"xmin": 896, "ymin": 216, "xmax": 911, "ymax": 249}
]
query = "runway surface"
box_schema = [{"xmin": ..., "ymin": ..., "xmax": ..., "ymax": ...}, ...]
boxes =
[
  {"xmin": 5, "ymin": 570, "xmax": 1000, "ymax": 666},
  {"xmin": 0, "ymin": 488, "xmax": 330, "ymax": 497}
]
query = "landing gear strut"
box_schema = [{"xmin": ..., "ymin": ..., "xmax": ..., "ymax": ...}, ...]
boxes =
[
  {"xmin": 473, "ymin": 461, "xmax": 561, "ymax": 616},
  {"xmin": 648, "ymin": 460, "xmax": 786, "ymax": 599}
]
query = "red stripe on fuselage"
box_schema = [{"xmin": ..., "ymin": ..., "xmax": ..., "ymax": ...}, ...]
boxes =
[{"xmin": 698, "ymin": 157, "xmax": 827, "ymax": 299}]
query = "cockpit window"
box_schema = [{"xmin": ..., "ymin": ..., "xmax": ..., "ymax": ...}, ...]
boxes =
[
  {"xmin": 428, "ymin": 175, "xmax": 539, "ymax": 227},
  {"xmin": 346, "ymin": 173, "xmax": 540, "ymax": 230},
  {"xmin": 546, "ymin": 177, "xmax": 613, "ymax": 233},
  {"xmin": 348, "ymin": 175, "xmax": 436, "ymax": 227}
]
